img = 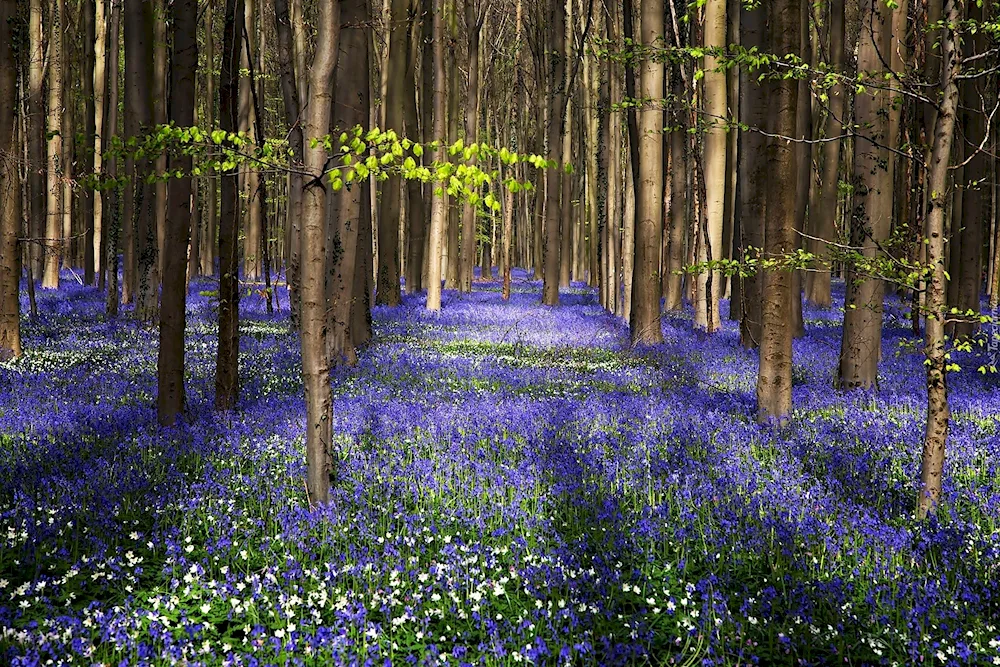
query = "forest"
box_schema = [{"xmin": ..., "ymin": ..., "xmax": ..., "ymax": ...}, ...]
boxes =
[{"xmin": 2, "ymin": 0, "xmax": 1000, "ymax": 663}]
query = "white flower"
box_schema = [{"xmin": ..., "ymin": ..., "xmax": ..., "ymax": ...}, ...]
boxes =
[{"xmin": 200, "ymin": 604, "xmax": 210, "ymax": 614}]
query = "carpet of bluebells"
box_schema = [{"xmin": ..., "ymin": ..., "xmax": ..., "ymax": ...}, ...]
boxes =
[{"xmin": 3, "ymin": 269, "xmax": 1000, "ymax": 666}]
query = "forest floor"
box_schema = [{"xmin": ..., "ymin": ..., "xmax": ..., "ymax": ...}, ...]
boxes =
[{"xmin": 2, "ymin": 270, "xmax": 1000, "ymax": 666}]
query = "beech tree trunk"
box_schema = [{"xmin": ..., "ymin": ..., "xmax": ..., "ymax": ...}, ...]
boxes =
[
  {"xmin": 92, "ymin": 0, "xmax": 108, "ymax": 281},
  {"xmin": 541, "ymin": 0, "xmax": 566, "ymax": 306},
  {"xmin": 274, "ymin": 0, "xmax": 302, "ymax": 319},
  {"xmin": 630, "ymin": 0, "xmax": 664, "ymax": 345},
  {"xmin": 300, "ymin": 0, "xmax": 341, "ymax": 506},
  {"xmin": 43, "ymin": 0, "xmax": 64, "ymax": 290},
  {"xmin": 425, "ymin": 0, "xmax": 449, "ymax": 311},
  {"xmin": 918, "ymin": 0, "xmax": 960, "ymax": 520},
  {"xmin": 757, "ymin": 0, "xmax": 799, "ymax": 422},
  {"xmin": 201, "ymin": 0, "xmax": 218, "ymax": 276},
  {"xmin": 404, "ymin": 0, "xmax": 427, "ymax": 294},
  {"xmin": 459, "ymin": 0, "xmax": 482, "ymax": 292},
  {"xmin": 102, "ymin": 0, "xmax": 122, "ymax": 311},
  {"xmin": 806, "ymin": 0, "xmax": 844, "ymax": 308},
  {"xmin": 27, "ymin": 0, "xmax": 46, "ymax": 280},
  {"xmin": 952, "ymin": 0, "xmax": 987, "ymax": 339},
  {"xmin": 696, "ymin": 0, "xmax": 726, "ymax": 332},
  {"xmin": 215, "ymin": 0, "xmax": 245, "ymax": 411},
  {"xmin": 327, "ymin": 0, "xmax": 370, "ymax": 364},
  {"xmin": 839, "ymin": 0, "xmax": 892, "ymax": 390},
  {"xmin": 664, "ymin": 53, "xmax": 686, "ymax": 311},
  {"xmin": 738, "ymin": 1, "xmax": 766, "ymax": 349},
  {"xmin": 376, "ymin": 0, "xmax": 409, "ymax": 306},
  {"xmin": 82, "ymin": 0, "xmax": 97, "ymax": 284},
  {"xmin": 158, "ymin": 0, "xmax": 197, "ymax": 426},
  {"xmin": 0, "ymin": 0, "xmax": 20, "ymax": 359}
]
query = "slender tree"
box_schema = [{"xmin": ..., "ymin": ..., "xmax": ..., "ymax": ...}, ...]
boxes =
[
  {"xmin": 459, "ymin": 0, "xmax": 484, "ymax": 292},
  {"xmin": 426, "ymin": 0, "xmax": 449, "ymax": 311},
  {"xmin": 0, "ymin": 0, "xmax": 20, "ymax": 359},
  {"xmin": 376, "ymin": 0, "xmax": 408, "ymax": 306},
  {"xmin": 275, "ymin": 0, "xmax": 303, "ymax": 319},
  {"xmin": 158, "ymin": 0, "xmax": 198, "ymax": 426},
  {"xmin": 839, "ymin": 0, "xmax": 893, "ymax": 390},
  {"xmin": 541, "ymin": 0, "xmax": 566, "ymax": 306},
  {"xmin": 757, "ymin": 0, "xmax": 799, "ymax": 422},
  {"xmin": 738, "ymin": 1, "xmax": 766, "ymax": 348},
  {"xmin": 27, "ymin": 0, "xmax": 45, "ymax": 280},
  {"xmin": 215, "ymin": 0, "xmax": 245, "ymax": 410},
  {"xmin": 629, "ymin": 0, "xmax": 664, "ymax": 345},
  {"xmin": 103, "ymin": 0, "xmax": 122, "ymax": 312},
  {"xmin": 403, "ymin": 0, "xmax": 427, "ymax": 294},
  {"xmin": 43, "ymin": 0, "xmax": 65, "ymax": 289},
  {"xmin": 695, "ymin": 0, "xmax": 726, "ymax": 332},
  {"xmin": 300, "ymin": 0, "xmax": 341, "ymax": 505},
  {"xmin": 327, "ymin": 0, "xmax": 371, "ymax": 364},
  {"xmin": 806, "ymin": 0, "xmax": 845, "ymax": 308},
  {"xmin": 918, "ymin": 0, "xmax": 961, "ymax": 520}
]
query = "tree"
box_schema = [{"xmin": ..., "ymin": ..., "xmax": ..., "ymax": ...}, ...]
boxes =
[
  {"xmin": 839, "ymin": 0, "xmax": 893, "ymax": 390},
  {"xmin": 215, "ymin": 0, "xmax": 245, "ymax": 410},
  {"xmin": 124, "ymin": 0, "xmax": 159, "ymax": 321},
  {"xmin": 300, "ymin": 0, "xmax": 341, "ymax": 505},
  {"xmin": 756, "ymin": 0, "xmax": 799, "ymax": 422},
  {"xmin": 541, "ymin": 0, "xmax": 566, "ymax": 306},
  {"xmin": 327, "ymin": 0, "xmax": 371, "ymax": 364},
  {"xmin": 806, "ymin": 0, "xmax": 845, "ymax": 308},
  {"xmin": 158, "ymin": 0, "xmax": 198, "ymax": 426},
  {"xmin": 695, "ymin": 0, "xmax": 726, "ymax": 332},
  {"xmin": 102, "ymin": 0, "xmax": 122, "ymax": 313},
  {"xmin": 82, "ymin": 0, "xmax": 97, "ymax": 284},
  {"xmin": 918, "ymin": 0, "xmax": 961, "ymax": 519},
  {"xmin": 92, "ymin": 0, "xmax": 109, "ymax": 283},
  {"xmin": 403, "ymin": 0, "xmax": 427, "ymax": 295},
  {"xmin": 737, "ymin": 1, "xmax": 766, "ymax": 349},
  {"xmin": 459, "ymin": 0, "xmax": 484, "ymax": 293},
  {"xmin": 43, "ymin": 0, "xmax": 65, "ymax": 290},
  {"xmin": 425, "ymin": 0, "xmax": 449, "ymax": 312},
  {"xmin": 0, "ymin": 0, "xmax": 20, "ymax": 360},
  {"xmin": 376, "ymin": 0, "xmax": 408, "ymax": 307},
  {"xmin": 629, "ymin": 0, "xmax": 664, "ymax": 345},
  {"xmin": 27, "ymin": 0, "xmax": 45, "ymax": 281},
  {"xmin": 275, "ymin": 0, "xmax": 303, "ymax": 319}
]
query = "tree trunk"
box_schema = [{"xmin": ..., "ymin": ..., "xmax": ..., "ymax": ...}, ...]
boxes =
[
  {"xmin": 444, "ymin": 3, "xmax": 461, "ymax": 290},
  {"xmin": 201, "ymin": 0, "xmax": 218, "ymax": 276},
  {"xmin": 374, "ymin": 0, "xmax": 408, "ymax": 306},
  {"xmin": 664, "ymin": 57, "xmax": 686, "ymax": 311},
  {"xmin": 275, "ymin": 0, "xmax": 303, "ymax": 320},
  {"xmin": 757, "ymin": 0, "xmax": 799, "ymax": 422},
  {"xmin": 153, "ymin": 0, "xmax": 168, "ymax": 277},
  {"xmin": 92, "ymin": 0, "xmax": 108, "ymax": 281},
  {"xmin": 630, "ymin": 0, "xmax": 664, "ymax": 345},
  {"xmin": 541, "ymin": 0, "xmax": 566, "ymax": 306},
  {"xmin": 789, "ymin": 0, "xmax": 810, "ymax": 338},
  {"xmin": 952, "ymin": 0, "xmax": 986, "ymax": 339},
  {"xmin": 738, "ymin": 1, "xmax": 766, "ymax": 348},
  {"xmin": 27, "ymin": 0, "xmax": 46, "ymax": 281},
  {"xmin": 82, "ymin": 0, "xmax": 97, "ymax": 284},
  {"xmin": 459, "ymin": 0, "xmax": 482, "ymax": 292},
  {"xmin": 241, "ymin": 0, "xmax": 264, "ymax": 281},
  {"xmin": 559, "ymin": 101, "xmax": 573, "ymax": 287},
  {"xmin": 839, "ymin": 0, "xmax": 892, "ymax": 390},
  {"xmin": 0, "ymin": 0, "xmax": 20, "ymax": 359},
  {"xmin": 918, "ymin": 0, "xmax": 960, "ymax": 520},
  {"xmin": 696, "ymin": 0, "xmax": 726, "ymax": 332},
  {"xmin": 103, "ymin": 0, "xmax": 122, "ymax": 312},
  {"xmin": 215, "ymin": 0, "xmax": 245, "ymax": 410},
  {"xmin": 806, "ymin": 0, "xmax": 844, "ymax": 307},
  {"xmin": 158, "ymin": 0, "xmax": 197, "ymax": 426},
  {"xmin": 327, "ymin": 0, "xmax": 370, "ymax": 364},
  {"xmin": 425, "ymin": 0, "xmax": 449, "ymax": 311},
  {"xmin": 404, "ymin": 0, "xmax": 427, "ymax": 294},
  {"xmin": 300, "ymin": 0, "xmax": 341, "ymax": 505},
  {"xmin": 43, "ymin": 0, "xmax": 65, "ymax": 289}
]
